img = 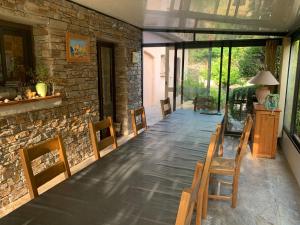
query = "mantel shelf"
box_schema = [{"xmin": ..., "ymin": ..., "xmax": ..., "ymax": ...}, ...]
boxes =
[{"xmin": 0, "ymin": 96, "xmax": 62, "ymax": 117}]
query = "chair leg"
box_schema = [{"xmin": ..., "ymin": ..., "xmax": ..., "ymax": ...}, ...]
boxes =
[
  {"xmin": 196, "ymin": 193, "xmax": 203, "ymax": 225},
  {"xmin": 231, "ymin": 175, "xmax": 239, "ymax": 208},
  {"xmin": 202, "ymin": 180, "xmax": 209, "ymax": 219}
]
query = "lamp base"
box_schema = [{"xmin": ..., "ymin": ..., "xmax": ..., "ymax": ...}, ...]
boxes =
[{"xmin": 256, "ymin": 86, "xmax": 270, "ymax": 104}]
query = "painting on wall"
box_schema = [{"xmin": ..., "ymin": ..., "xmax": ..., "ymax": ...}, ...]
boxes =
[{"xmin": 66, "ymin": 32, "xmax": 90, "ymax": 62}]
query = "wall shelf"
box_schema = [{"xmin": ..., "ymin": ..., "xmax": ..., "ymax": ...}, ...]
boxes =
[{"xmin": 0, "ymin": 95, "xmax": 62, "ymax": 117}]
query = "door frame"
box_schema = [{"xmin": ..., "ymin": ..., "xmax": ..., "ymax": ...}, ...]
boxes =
[{"xmin": 96, "ymin": 41, "xmax": 116, "ymax": 122}]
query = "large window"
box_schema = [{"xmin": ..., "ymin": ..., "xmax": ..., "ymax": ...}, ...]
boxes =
[
  {"xmin": 284, "ymin": 40, "xmax": 299, "ymax": 131},
  {"xmin": 284, "ymin": 39, "xmax": 300, "ymax": 151},
  {"xmin": 0, "ymin": 20, "xmax": 33, "ymax": 88}
]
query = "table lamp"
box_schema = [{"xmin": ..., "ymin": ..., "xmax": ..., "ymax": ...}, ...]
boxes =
[{"xmin": 248, "ymin": 70, "xmax": 279, "ymax": 104}]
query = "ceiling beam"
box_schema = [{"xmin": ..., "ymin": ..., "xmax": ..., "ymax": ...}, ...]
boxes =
[
  {"xmin": 143, "ymin": 38, "xmax": 282, "ymax": 48},
  {"xmin": 143, "ymin": 28, "xmax": 287, "ymax": 36}
]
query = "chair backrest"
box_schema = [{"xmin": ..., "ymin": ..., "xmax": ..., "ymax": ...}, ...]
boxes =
[
  {"xmin": 19, "ymin": 135, "xmax": 71, "ymax": 199},
  {"xmin": 130, "ymin": 106, "xmax": 147, "ymax": 136},
  {"xmin": 160, "ymin": 97, "xmax": 172, "ymax": 118},
  {"xmin": 175, "ymin": 133, "xmax": 218, "ymax": 225},
  {"xmin": 89, "ymin": 117, "xmax": 118, "ymax": 160},
  {"xmin": 234, "ymin": 114, "xmax": 253, "ymax": 169}
]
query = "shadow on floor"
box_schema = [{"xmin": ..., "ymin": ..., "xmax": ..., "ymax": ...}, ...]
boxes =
[{"xmin": 203, "ymin": 136, "xmax": 300, "ymax": 225}]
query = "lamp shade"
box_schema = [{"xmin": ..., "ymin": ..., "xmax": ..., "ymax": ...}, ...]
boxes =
[{"xmin": 248, "ymin": 70, "xmax": 279, "ymax": 85}]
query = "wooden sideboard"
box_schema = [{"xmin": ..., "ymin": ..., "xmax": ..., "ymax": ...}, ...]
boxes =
[{"xmin": 251, "ymin": 103, "xmax": 281, "ymax": 158}]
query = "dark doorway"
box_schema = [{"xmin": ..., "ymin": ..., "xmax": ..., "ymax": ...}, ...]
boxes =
[{"xmin": 97, "ymin": 42, "xmax": 116, "ymax": 121}]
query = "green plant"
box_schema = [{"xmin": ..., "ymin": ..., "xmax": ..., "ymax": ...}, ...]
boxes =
[
  {"xmin": 35, "ymin": 63, "xmax": 49, "ymax": 83},
  {"xmin": 229, "ymin": 86, "xmax": 257, "ymax": 120}
]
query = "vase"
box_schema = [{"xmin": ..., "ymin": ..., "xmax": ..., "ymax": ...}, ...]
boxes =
[
  {"xmin": 255, "ymin": 86, "xmax": 270, "ymax": 105},
  {"xmin": 35, "ymin": 82, "xmax": 48, "ymax": 97}
]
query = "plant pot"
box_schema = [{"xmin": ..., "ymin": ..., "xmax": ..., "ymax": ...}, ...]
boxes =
[{"xmin": 35, "ymin": 82, "xmax": 48, "ymax": 97}]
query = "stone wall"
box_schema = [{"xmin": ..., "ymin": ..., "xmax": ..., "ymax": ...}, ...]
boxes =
[{"xmin": 0, "ymin": 0, "xmax": 142, "ymax": 208}]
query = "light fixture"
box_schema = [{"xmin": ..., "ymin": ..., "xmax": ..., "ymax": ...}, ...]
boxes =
[
  {"xmin": 248, "ymin": 70, "xmax": 279, "ymax": 104},
  {"xmin": 132, "ymin": 52, "xmax": 138, "ymax": 63}
]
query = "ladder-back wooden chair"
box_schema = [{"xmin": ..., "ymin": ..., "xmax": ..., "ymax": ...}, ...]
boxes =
[
  {"xmin": 218, "ymin": 104, "xmax": 228, "ymax": 156},
  {"xmin": 175, "ymin": 126, "xmax": 220, "ymax": 225},
  {"xmin": 130, "ymin": 106, "xmax": 147, "ymax": 136},
  {"xmin": 160, "ymin": 97, "xmax": 172, "ymax": 118},
  {"xmin": 207, "ymin": 114, "xmax": 253, "ymax": 208},
  {"xmin": 19, "ymin": 135, "xmax": 71, "ymax": 199},
  {"xmin": 89, "ymin": 117, "xmax": 118, "ymax": 160}
]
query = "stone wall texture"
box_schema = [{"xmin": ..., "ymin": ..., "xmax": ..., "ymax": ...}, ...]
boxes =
[{"xmin": 0, "ymin": 0, "xmax": 142, "ymax": 208}]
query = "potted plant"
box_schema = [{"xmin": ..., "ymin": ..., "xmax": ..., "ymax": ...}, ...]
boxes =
[{"xmin": 35, "ymin": 63, "xmax": 49, "ymax": 97}]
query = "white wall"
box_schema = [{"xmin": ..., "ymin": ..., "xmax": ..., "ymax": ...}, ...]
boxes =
[
  {"xmin": 281, "ymin": 132, "xmax": 300, "ymax": 186},
  {"xmin": 143, "ymin": 47, "xmax": 166, "ymax": 108}
]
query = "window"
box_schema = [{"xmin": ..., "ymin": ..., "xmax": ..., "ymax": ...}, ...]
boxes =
[
  {"xmin": 284, "ymin": 40, "xmax": 299, "ymax": 131},
  {"xmin": 283, "ymin": 38, "xmax": 300, "ymax": 151},
  {"xmin": 0, "ymin": 20, "xmax": 33, "ymax": 88}
]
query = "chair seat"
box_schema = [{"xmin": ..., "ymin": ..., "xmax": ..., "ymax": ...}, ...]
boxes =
[{"xmin": 210, "ymin": 157, "xmax": 235, "ymax": 175}]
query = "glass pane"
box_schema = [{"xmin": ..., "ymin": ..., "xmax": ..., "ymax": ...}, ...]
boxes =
[
  {"xmin": 4, "ymin": 34, "xmax": 26, "ymax": 87},
  {"xmin": 220, "ymin": 47, "xmax": 229, "ymax": 110},
  {"xmin": 295, "ymin": 91, "xmax": 300, "ymax": 138},
  {"xmin": 228, "ymin": 46, "xmax": 265, "ymax": 132},
  {"xmin": 284, "ymin": 41, "xmax": 299, "ymax": 131},
  {"xmin": 143, "ymin": 0, "xmax": 300, "ymax": 32},
  {"xmin": 101, "ymin": 47, "xmax": 113, "ymax": 118},
  {"xmin": 143, "ymin": 32, "xmax": 194, "ymax": 44},
  {"xmin": 183, "ymin": 48, "xmax": 220, "ymax": 113}
]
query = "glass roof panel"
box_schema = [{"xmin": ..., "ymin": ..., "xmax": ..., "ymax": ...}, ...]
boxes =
[
  {"xmin": 73, "ymin": 0, "xmax": 300, "ymax": 32},
  {"xmin": 143, "ymin": 32, "xmax": 194, "ymax": 44}
]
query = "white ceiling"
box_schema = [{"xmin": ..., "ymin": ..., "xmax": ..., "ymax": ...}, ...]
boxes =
[{"xmin": 72, "ymin": 0, "xmax": 300, "ymax": 33}]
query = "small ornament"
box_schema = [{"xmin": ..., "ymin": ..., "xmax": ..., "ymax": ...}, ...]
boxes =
[
  {"xmin": 264, "ymin": 94, "xmax": 279, "ymax": 111},
  {"xmin": 4, "ymin": 99, "xmax": 9, "ymax": 103},
  {"xmin": 14, "ymin": 95, "xmax": 22, "ymax": 101},
  {"xmin": 25, "ymin": 89, "xmax": 36, "ymax": 99}
]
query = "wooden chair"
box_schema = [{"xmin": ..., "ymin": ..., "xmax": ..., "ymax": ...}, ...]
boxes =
[
  {"xmin": 207, "ymin": 114, "xmax": 253, "ymax": 208},
  {"xmin": 218, "ymin": 104, "xmax": 228, "ymax": 156},
  {"xmin": 89, "ymin": 117, "xmax": 118, "ymax": 160},
  {"xmin": 175, "ymin": 125, "xmax": 221, "ymax": 225},
  {"xmin": 174, "ymin": 163, "xmax": 203, "ymax": 225},
  {"xmin": 130, "ymin": 106, "xmax": 147, "ymax": 136},
  {"xmin": 19, "ymin": 135, "xmax": 71, "ymax": 199},
  {"xmin": 193, "ymin": 96, "xmax": 214, "ymax": 112},
  {"xmin": 160, "ymin": 97, "xmax": 172, "ymax": 118}
]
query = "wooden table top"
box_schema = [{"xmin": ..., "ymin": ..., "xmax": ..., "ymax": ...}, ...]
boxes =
[{"xmin": 0, "ymin": 109, "xmax": 222, "ymax": 225}]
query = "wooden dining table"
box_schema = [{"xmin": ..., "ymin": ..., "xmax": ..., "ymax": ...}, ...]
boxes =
[{"xmin": 0, "ymin": 109, "xmax": 222, "ymax": 225}]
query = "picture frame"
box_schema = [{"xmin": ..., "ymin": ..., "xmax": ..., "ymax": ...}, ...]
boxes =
[
  {"xmin": 66, "ymin": 32, "xmax": 90, "ymax": 62},
  {"xmin": 264, "ymin": 94, "xmax": 279, "ymax": 111}
]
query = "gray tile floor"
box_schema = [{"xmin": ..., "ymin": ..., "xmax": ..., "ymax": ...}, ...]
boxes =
[{"xmin": 203, "ymin": 136, "xmax": 300, "ymax": 225}]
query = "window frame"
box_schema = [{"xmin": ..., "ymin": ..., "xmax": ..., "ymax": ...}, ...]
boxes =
[{"xmin": 0, "ymin": 20, "xmax": 34, "ymax": 86}]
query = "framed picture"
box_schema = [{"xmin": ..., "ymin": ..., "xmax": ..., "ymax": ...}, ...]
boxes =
[
  {"xmin": 66, "ymin": 32, "xmax": 90, "ymax": 62},
  {"xmin": 264, "ymin": 94, "xmax": 279, "ymax": 111}
]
